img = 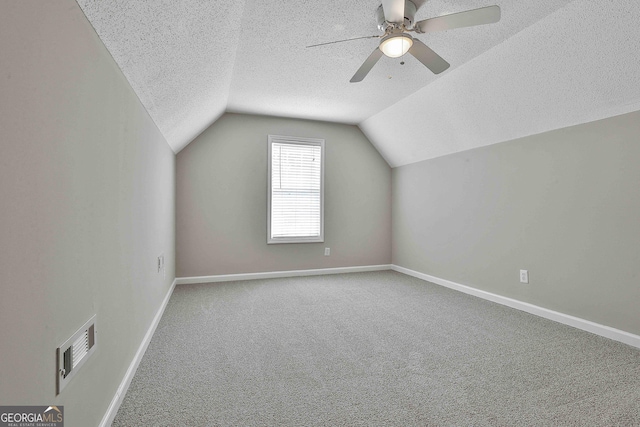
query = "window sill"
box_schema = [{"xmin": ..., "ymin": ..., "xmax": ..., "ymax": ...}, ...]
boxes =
[{"xmin": 267, "ymin": 237, "xmax": 324, "ymax": 244}]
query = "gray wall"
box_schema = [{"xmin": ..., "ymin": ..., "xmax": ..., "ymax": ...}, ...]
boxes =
[
  {"xmin": 0, "ymin": 2, "xmax": 175, "ymax": 426},
  {"xmin": 393, "ymin": 110, "xmax": 640, "ymax": 336},
  {"xmin": 176, "ymin": 113, "xmax": 391, "ymax": 277}
]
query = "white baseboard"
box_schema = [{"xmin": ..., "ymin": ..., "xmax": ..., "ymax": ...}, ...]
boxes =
[
  {"xmin": 392, "ymin": 265, "xmax": 640, "ymax": 350},
  {"xmin": 176, "ymin": 264, "xmax": 393, "ymax": 285},
  {"xmin": 99, "ymin": 278, "xmax": 177, "ymax": 427}
]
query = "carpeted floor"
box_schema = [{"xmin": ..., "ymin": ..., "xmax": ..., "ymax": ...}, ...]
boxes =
[{"xmin": 112, "ymin": 271, "xmax": 640, "ymax": 426}]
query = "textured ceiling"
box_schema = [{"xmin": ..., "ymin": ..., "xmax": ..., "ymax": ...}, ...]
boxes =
[
  {"xmin": 76, "ymin": 0, "xmax": 244, "ymax": 152},
  {"xmin": 362, "ymin": 0, "xmax": 640, "ymax": 166},
  {"xmin": 77, "ymin": 0, "xmax": 640, "ymax": 165}
]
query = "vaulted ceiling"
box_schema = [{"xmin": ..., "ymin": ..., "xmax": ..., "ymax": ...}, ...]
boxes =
[{"xmin": 77, "ymin": 0, "xmax": 640, "ymax": 167}]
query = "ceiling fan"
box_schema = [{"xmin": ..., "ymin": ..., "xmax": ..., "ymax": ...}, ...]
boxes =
[{"xmin": 307, "ymin": 0, "xmax": 501, "ymax": 82}]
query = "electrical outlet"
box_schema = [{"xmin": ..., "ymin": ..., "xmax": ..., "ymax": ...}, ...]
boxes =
[
  {"xmin": 324, "ymin": 248, "xmax": 330, "ymax": 256},
  {"xmin": 520, "ymin": 269, "xmax": 529, "ymax": 284},
  {"xmin": 157, "ymin": 254, "xmax": 165, "ymax": 278}
]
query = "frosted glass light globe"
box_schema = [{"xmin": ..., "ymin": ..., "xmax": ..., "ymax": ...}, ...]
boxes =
[{"xmin": 380, "ymin": 33, "xmax": 413, "ymax": 58}]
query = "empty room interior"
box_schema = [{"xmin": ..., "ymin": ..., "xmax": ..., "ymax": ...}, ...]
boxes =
[{"xmin": 2, "ymin": 0, "xmax": 640, "ymax": 426}]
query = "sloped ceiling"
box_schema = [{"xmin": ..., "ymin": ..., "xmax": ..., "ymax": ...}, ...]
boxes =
[{"xmin": 77, "ymin": 0, "xmax": 640, "ymax": 166}]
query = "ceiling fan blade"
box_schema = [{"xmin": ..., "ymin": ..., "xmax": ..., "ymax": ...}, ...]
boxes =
[
  {"xmin": 306, "ymin": 35, "xmax": 379, "ymax": 48},
  {"xmin": 408, "ymin": 39, "xmax": 450, "ymax": 74},
  {"xmin": 350, "ymin": 48, "xmax": 384, "ymax": 83},
  {"xmin": 382, "ymin": 0, "xmax": 405, "ymax": 24},
  {"xmin": 415, "ymin": 5, "xmax": 501, "ymax": 34}
]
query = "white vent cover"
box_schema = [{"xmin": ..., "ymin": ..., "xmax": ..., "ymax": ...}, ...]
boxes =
[{"xmin": 56, "ymin": 315, "xmax": 97, "ymax": 395}]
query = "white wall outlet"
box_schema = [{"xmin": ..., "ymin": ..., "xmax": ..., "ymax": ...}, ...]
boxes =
[
  {"xmin": 324, "ymin": 248, "xmax": 330, "ymax": 256},
  {"xmin": 158, "ymin": 255, "xmax": 165, "ymax": 277},
  {"xmin": 520, "ymin": 269, "xmax": 529, "ymax": 284}
]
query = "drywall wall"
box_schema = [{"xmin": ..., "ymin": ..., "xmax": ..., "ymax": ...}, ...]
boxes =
[
  {"xmin": 0, "ymin": 1, "xmax": 175, "ymax": 426},
  {"xmin": 392, "ymin": 110, "xmax": 640, "ymax": 336},
  {"xmin": 176, "ymin": 113, "xmax": 391, "ymax": 276}
]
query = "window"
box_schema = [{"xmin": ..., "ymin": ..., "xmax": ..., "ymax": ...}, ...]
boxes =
[{"xmin": 268, "ymin": 135, "xmax": 324, "ymax": 244}]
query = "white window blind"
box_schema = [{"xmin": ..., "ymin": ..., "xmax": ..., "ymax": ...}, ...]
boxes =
[{"xmin": 268, "ymin": 135, "xmax": 324, "ymax": 244}]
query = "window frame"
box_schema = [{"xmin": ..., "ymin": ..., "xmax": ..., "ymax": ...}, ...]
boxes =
[{"xmin": 267, "ymin": 135, "xmax": 325, "ymax": 245}]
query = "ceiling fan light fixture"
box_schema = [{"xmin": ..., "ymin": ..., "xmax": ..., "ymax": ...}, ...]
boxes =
[{"xmin": 379, "ymin": 33, "xmax": 413, "ymax": 58}]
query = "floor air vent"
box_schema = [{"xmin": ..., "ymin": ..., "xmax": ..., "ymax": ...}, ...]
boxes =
[{"xmin": 57, "ymin": 315, "xmax": 97, "ymax": 394}]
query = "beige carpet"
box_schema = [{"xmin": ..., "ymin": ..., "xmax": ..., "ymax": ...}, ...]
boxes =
[{"xmin": 113, "ymin": 271, "xmax": 640, "ymax": 426}]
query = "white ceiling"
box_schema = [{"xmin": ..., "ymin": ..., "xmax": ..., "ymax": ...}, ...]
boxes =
[{"xmin": 77, "ymin": 0, "xmax": 640, "ymax": 166}]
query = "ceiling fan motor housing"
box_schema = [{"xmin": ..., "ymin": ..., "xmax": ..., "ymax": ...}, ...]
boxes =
[{"xmin": 376, "ymin": 0, "xmax": 417, "ymax": 31}]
